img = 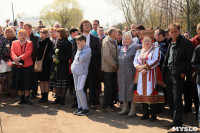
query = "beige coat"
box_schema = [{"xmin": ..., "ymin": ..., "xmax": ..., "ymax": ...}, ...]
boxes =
[{"xmin": 101, "ymin": 36, "xmax": 119, "ymax": 72}]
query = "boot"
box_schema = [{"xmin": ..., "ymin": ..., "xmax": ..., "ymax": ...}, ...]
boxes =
[
  {"xmin": 24, "ymin": 96, "xmax": 33, "ymax": 105},
  {"xmin": 118, "ymin": 101, "xmax": 129, "ymax": 115},
  {"xmin": 150, "ymin": 114, "xmax": 157, "ymax": 121},
  {"xmin": 38, "ymin": 92, "xmax": 44, "ymax": 103},
  {"xmin": 150, "ymin": 104, "xmax": 157, "ymax": 121},
  {"xmin": 128, "ymin": 102, "xmax": 136, "ymax": 116},
  {"xmin": 53, "ymin": 97, "xmax": 60, "ymax": 104},
  {"xmin": 60, "ymin": 97, "xmax": 65, "ymax": 105},
  {"xmin": 18, "ymin": 95, "xmax": 24, "ymax": 104},
  {"xmin": 141, "ymin": 103, "xmax": 149, "ymax": 120},
  {"xmin": 42, "ymin": 92, "xmax": 49, "ymax": 103}
]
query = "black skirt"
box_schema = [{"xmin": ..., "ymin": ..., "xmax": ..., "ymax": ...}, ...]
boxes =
[{"xmin": 11, "ymin": 65, "xmax": 34, "ymax": 91}]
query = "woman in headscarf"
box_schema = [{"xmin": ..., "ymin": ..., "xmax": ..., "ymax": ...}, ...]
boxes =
[{"xmin": 118, "ymin": 32, "xmax": 139, "ymax": 116}]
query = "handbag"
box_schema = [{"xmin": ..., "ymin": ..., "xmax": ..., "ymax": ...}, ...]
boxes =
[
  {"xmin": 0, "ymin": 59, "xmax": 12, "ymax": 73},
  {"xmin": 34, "ymin": 44, "xmax": 48, "ymax": 72}
]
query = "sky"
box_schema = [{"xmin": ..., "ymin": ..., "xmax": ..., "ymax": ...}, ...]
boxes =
[{"xmin": 0, "ymin": 0, "xmax": 124, "ymax": 27}]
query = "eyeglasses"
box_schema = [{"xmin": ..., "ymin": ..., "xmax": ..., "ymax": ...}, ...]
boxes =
[{"xmin": 83, "ymin": 24, "xmax": 90, "ymax": 27}]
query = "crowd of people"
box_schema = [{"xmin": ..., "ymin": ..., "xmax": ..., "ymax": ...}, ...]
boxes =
[{"xmin": 0, "ymin": 19, "xmax": 200, "ymax": 129}]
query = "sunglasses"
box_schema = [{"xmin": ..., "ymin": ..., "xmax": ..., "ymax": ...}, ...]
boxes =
[{"xmin": 40, "ymin": 31, "xmax": 46, "ymax": 34}]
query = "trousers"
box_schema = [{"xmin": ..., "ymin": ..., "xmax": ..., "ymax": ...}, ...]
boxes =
[{"xmin": 73, "ymin": 74, "xmax": 88, "ymax": 109}]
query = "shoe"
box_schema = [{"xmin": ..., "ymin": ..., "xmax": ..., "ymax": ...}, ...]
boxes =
[
  {"xmin": 149, "ymin": 115, "xmax": 157, "ymax": 121},
  {"xmin": 18, "ymin": 95, "xmax": 25, "ymax": 104},
  {"xmin": 77, "ymin": 109, "xmax": 89, "ymax": 116},
  {"xmin": 53, "ymin": 97, "xmax": 60, "ymax": 104},
  {"xmin": 90, "ymin": 105, "xmax": 96, "ymax": 110},
  {"xmin": 24, "ymin": 96, "xmax": 33, "ymax": 105},
  {"xmin": 118, "ymin": 101, "xmax": 128, "ymax": 115},
  {"xmin": 128, "ymin": 102, "xmax": 136, "ymax": 117},
  {"xmin": 73, "ymin": 108, "xmax": 82, "ymax": 115},
  {"xmin": 141, "ymin": 114, "xmax": 149, "ymax": 120},
  {"xmin": 71, "ymin": 103, "xmax": 78, "ymax": 108}
]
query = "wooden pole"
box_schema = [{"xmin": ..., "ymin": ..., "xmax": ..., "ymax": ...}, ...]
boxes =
[{"xmin": 12, "ymin": 2, "xmax": 14, "ymax": 23}]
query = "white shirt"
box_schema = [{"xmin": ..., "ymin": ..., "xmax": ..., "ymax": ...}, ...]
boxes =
[{"xmin": 83, "ymin": 33, "xmax": 90, "ymax": 46}]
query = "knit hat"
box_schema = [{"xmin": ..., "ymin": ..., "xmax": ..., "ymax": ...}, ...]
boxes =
[{"xmin": 140, "ymin": 30, "xmax": 154, "ymax": 40}]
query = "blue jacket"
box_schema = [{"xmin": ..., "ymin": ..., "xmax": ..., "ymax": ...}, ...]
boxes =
[{"xmin": 71, "ymin": 45, "xmax": 91, "ymax": 75}]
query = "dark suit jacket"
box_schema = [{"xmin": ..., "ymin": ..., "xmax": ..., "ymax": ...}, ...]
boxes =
[
  {"xmin": 30, "ymin": 32, "xmax": 39, "ymax": 63},
  {"xmin": 72, "ymin": 34, "xmax": 101, "ymax": 71}
]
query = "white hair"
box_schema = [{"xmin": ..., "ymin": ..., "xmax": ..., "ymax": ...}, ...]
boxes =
[{"xmin": 53, "ymin": 22, "xmax": 62, "ymax": 28}]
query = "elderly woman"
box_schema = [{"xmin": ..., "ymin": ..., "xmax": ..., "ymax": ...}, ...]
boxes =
[
  {"xmin": 36, "ymin": 28, "xmax": 53, "ymax": 103},
  {"xmin": 4, "ymin": 27, "xmax": 17, "ymax": 48},
  {"xmin": 118, "ymin": 32, "xmax": 139, "ymax": 116},
  {"xmin": 133, "ymin": 30, "xmax": 165, "ymax": 121},
  {"xmin": 50, "ymin": 28, "xmax": 72, "ymax": 105},
  {"xmin": 11, "ymin": 29, "xmax": 33, "ymax": 105},
  {"xmin": 0, "ymin": 31, "xmax": 10, "ymax": 93}
]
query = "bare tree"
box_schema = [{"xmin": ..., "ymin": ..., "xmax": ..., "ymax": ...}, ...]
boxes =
[{"xmin": 106, "ymin": 0, "xmax": 148, "ymax": 26}]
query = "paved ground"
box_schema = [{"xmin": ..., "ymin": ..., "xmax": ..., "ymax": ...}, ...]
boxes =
[{"xmin": 0, "ymin": 91, "xmax": 199, "ymax": 133}]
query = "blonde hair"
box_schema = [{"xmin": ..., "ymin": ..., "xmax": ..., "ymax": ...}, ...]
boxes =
[
  {"xmin": 49, "ymin": 27, "xmax": 56, "ymax": 32},
  {"xmin": 4, "ymin": 27, "xmax": 16, "ymax": 38}
]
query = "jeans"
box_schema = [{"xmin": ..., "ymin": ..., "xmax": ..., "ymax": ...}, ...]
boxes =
[
  {"xmin": 165, "ymin": 68, "xmax": 184, "ymax": 125},
  {"xmin": 197, "ymin": 84, "xmax": 200, "ymax": 122},
  {"xmin": 73, "ymin": 74, "xmax": 88, "ymax": 110}
]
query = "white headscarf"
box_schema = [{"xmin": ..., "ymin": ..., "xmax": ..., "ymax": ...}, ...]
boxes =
[{"xmin": 122, "ymin": 32, "xmax": 133, "ymax": 45}]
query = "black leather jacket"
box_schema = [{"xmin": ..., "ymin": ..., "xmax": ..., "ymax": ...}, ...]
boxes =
[
  {"xmin": 191, "ymin": 45, "xmax": 200, "ymax": 84},
  {"xmin": 162, "ymin": 35, "xmax": 194, "ymax": 78}
]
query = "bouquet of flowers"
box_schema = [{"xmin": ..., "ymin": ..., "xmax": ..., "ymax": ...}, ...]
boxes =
[{"xmin": 50, "ymin": 48, "xmax": 59, "ymax": 80}]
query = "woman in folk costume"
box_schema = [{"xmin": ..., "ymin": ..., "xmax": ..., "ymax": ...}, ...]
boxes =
[
  {"xmin": 133, "ymin": 30, "xmax": 165, "ymax": 121},
  {"xmin": 118, "ymin": 32, "xmax": 139, "ymax": 116}
]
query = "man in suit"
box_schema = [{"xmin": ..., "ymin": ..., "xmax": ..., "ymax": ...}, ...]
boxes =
[
  {"xmin": 72, "ymin": 20, "xmax": 101, "ymax": 110},
  {"xmin": 24, "ymin": 23, "xmax": 39, "ymax": 99}
]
